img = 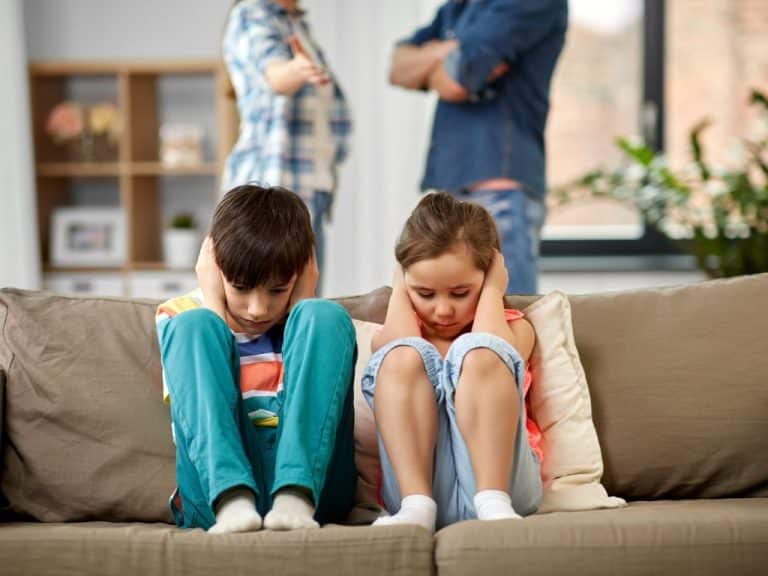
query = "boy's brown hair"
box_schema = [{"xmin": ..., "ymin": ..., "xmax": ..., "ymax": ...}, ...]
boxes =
[
  {"xmin": 395, "ymin": 192, "xmax": 500, "ymax": 272},
  {"xmin": 211, "ymin": 184, "xmax": 314, "ymax": 288}
]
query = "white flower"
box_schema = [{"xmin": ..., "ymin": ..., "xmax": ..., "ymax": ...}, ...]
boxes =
[
  {"xmin": 650, "ymin": 154, "xmax": 668, "ymax": 170},
  {"xmin": 724, "ymin": 140, "xmax": 746, "ymax": 168},
  {"xmin": 682, "ymin": 163, "xmax": 701, "ymax": 180},
  {"xmin": 749, "ymin": 117, "xmax": 768, "ymax": 142},
  {"xmin": 704, "ymin": 180, "xmax": 728, "ymax": 198},
  {"xmin": 625, "ymin": 163, "xmax": 646, "ymax": 185}
]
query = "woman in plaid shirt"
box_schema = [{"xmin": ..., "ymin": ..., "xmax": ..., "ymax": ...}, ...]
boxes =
[{"xmin": 222, "ymin": 0, "xmax": 352, "ymax": 282}]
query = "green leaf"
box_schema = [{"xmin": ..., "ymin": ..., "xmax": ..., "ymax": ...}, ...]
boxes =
[
  {"xmin": 750, "ymin": 89, "xmax": 768, "ymax": 111},
  {"xmin": 617, "ymin": 138, "xmax": 655, "ymax": 166},
  {"xmin": 690, "ymin": 119, "xmax": 712, "ymax": 181}
]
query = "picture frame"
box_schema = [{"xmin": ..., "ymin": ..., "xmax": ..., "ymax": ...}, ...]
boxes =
[{"xmin": 50, "ymin": 207, "xmax": 126, "ymax": 267}]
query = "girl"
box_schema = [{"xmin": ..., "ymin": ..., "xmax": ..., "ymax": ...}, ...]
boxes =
[{"xmin": 362, "ymin": 192, "xmax": 543, "ymax": 532}]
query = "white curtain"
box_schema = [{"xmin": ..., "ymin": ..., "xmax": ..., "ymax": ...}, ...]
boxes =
[
  {"xmin": 0, "ymin": 0, "xmax": 40, "ymax": 290},
  {"xmin": 306, "ymin": 0, "xmax": 443, "ymax": 296}
]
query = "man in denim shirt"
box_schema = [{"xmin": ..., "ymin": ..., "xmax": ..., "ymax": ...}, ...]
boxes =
[{"xmin": 390, "ymin": 0, "xmax": 568, "ymax": 294}]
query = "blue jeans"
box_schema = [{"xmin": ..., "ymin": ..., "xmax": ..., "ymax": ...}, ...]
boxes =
[
  {"xmin": 308, "ymin": 191, "xmax": 333, "ymax": 292},
  {"xmin": 451, "ymin": 188, "xmax": 546, "ymax": 295},
  {"xmin": 361, "ymin": 333, "xmax": 543, "ymax": 530},
  {"xmin": 157, "ymin": 300, "xmax": 358, "ymax": 529}
]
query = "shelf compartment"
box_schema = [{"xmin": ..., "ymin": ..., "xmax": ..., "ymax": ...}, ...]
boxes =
[
  {"xmin": 37, "ymin": 162, "xmax": 122, "ymax": 177},
  {"xmin": 30, "ymin": 73, "xmax": 120, "ymax": 164},
  {"xmin": 130, "ymin": 162, "xmax": 218, "ymax": 176}
]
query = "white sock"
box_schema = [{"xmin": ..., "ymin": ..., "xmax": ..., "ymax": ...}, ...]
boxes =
[
  {"xmin": 473, "ymin": 489, "xmax": 522, "ymax": 521},
  {"xmin": 208, "ymin": 487, "xmax": 262, "ymax": 534},
  {"xmin": 264, "ymin": 487, "xmax": 320, "ymax": 531},
  {"xmin": 372, "ymin": 494, "xmax": 437, "ymax": 533}
]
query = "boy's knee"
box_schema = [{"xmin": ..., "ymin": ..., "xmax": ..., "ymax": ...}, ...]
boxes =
[
  {"xmin": 290, "ymin": 299, "xmax": 353, "ymax": 337},
  {"xmin": 171, "ymin": 308, "xmax": 229, "ymax": 338}
]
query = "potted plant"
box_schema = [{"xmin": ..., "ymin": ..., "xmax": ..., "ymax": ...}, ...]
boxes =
[
  {"xmin": 163, "ymin": 213, "xmax": 200, "ymax": 269},
  {"xmin": 555, "ymin": 89, "xmax": 768, "ymax": 278}
]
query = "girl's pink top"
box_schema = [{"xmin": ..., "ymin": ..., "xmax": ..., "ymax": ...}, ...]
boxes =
[{"xmin": 503, "ymin": 309, "xmax": 543, "ymax": 464}]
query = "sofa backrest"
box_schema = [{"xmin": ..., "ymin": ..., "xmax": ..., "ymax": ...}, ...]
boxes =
[
  {"xmin": 0, "ymin": 289, "xmax": 174, "ymax": 523},
  {"xmin": 342, "ymin": 276, "xmax": 768, "ymax": 501},
  {"xmin": 1, "ymin": 275, "xmax": 767, "ymax": 523},
  {"xmin": 0, "ymin": 366, "xmax": 5, "ymax": 510},
  {"xmin": 563, "ymin": 274, "xmax": 768, "ymax": 500}
]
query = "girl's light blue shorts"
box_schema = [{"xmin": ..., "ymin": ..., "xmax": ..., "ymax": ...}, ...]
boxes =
[{"xmin": 361, "ymin": 332, "xmax": 542, "ymax": 529}]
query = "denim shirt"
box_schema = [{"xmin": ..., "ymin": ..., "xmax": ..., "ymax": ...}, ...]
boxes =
[{"xmin": 405, "ymin": 0, "xmax": 568, "ymax": 198}]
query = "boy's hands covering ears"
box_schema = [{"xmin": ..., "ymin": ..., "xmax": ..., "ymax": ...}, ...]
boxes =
[
  {"xmin": 195, "ymin": 236, "xmax": 227, "ymax": 320},
  {"xmin": 288, "ymin": 251, "xmax": 319, "ymax": 312}
]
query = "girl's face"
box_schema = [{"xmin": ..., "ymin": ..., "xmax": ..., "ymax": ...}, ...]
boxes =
[{"xmin": 404, "ymin": 243, "xmax": 485, "ymax": 340}]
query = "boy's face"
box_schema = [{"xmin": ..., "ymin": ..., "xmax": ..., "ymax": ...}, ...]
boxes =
[{"xmin": 222, "ymin": 274, "xmax": 298, "ymax": 336}]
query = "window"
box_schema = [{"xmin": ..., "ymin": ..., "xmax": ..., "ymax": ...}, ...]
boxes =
[
  {"xmin": 543, "ymin": 0, "xmax": 675, "ymax": 256},
  {"xmin": 666, "ymin": 0, "xmax": 768, "ymax": 175}
]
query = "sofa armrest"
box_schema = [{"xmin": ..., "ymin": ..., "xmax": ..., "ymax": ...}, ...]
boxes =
[{"xmin": 0, "ymin": 367, "xmax": 7, "ymax": 511}]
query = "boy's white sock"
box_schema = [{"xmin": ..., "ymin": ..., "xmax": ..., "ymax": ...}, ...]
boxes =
[
  {"xmin": 473, "ymin": 489, "xmax": 522, "ymax": 521},
  {"xmin": 264, "ymin": 487, "xmax": 320, "ymax": 530},
  {"xmin": 372, "ymin": 494, "xmax": 437, "ymax": 533},
  {"xmin": 208, "ymin": 487, "xmax": 262, "ymax": 534}
]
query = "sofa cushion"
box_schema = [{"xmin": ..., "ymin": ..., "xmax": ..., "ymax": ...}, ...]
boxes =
[
  {"xmin": 350, "ymin": 320, "xmax": 383, "ymax": 516},
  {"xmin": 0, "ymin": 367, "xmax": 6, "ymax": 510},
  {"xmin": 564, "ymin": 273, "xmax": 768, "ymax": 500},
  {"xmin": 523, "ymin": 291, "xmax": 624, "ymax": 512},
  {"xmin": 0, "ymin": 287, "xmax": 410, "ymax": 525},
  {"xmin": 0, "ymin": 289, "xmax": 175, "ymax": 523},
  {"xmin": 435, "ymin": 499, "xmax": 768, "ymax": 576},
  {"xmin": 336, "ymin": 287, "xmax": 390, "ymax": 324},
  {"xmin": 0, "ymin": 522, "xmax": 433, "ymax": 576}
]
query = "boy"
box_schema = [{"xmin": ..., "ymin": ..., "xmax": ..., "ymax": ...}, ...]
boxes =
[{"xmin": 156, "ymin": 184, "xmax": 357, "ymax": 533}]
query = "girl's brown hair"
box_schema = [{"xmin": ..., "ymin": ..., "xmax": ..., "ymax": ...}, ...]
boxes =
[{"xmin": 395, "ymin": 192, "xmax": 500, "ymax": 271}]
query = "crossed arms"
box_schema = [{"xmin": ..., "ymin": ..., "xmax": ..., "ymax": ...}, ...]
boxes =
[{"xmin": 389, "ymin": 40, "xmax": 508, "ymax": 103}]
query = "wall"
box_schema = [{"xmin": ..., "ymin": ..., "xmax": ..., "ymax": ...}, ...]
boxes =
[
  {"xmin": 23, "ymin": 0, "xmax": 229, "ymax": 60},
  {"xmin": 1, "ymin": 0, "xmax": 39, "ymax": 290}
]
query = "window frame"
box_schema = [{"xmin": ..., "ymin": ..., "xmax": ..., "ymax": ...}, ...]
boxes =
[{"xmin": 541, "ymin": 0, "xmax": 679, "ymax": 258}]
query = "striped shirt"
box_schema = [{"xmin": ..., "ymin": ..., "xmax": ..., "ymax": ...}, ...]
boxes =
[
  {"xmin": 156, "ymin": 289, "xmax": 285, "ymax": 428},
  {"xmin": 221, "ymin": 0, "xmax": 352, "ymax": 199}
]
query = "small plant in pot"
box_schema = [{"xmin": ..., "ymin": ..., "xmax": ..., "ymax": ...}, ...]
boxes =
[{"xmin": 163, "ymin": 213, "xmax": 200, "ymax": 269}]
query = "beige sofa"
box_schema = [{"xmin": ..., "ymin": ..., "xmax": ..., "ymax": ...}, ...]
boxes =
[{"xmin": 1, "ymin": 275, "xmax": 767, "ymax": 576}]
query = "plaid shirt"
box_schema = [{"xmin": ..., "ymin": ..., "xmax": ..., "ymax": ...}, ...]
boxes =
[{"xmin": 222, "ymin": 0, "xmax": 352, "ymax": 198}]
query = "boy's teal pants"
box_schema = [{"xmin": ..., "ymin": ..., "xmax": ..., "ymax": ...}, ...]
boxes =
[{"xmin": 158, "ymin": 299, "xmax": 357, "ymax": 529}]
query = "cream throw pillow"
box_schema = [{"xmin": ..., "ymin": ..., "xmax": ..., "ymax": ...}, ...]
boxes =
[
  {"xmin": 351, "ymin": 290, "xmax": 626, "ymax": 515},
  {"xmin": 524, "ymin": 291, "xmax": 626, "ymax": 513},
  {"xmin": 350, "ymin": 320, "xmax": 384, "ymax": 519}
]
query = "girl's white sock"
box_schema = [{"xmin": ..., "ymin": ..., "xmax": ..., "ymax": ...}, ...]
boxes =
[
  {"xmin": 264, "ymin": 487, "xmax": 320, "ymax": 530},
  {"xmin": 373, "ymin": 494, "xmax": 437, "ymax": 533},
  {"xmin": 473, "ymin": 489, "xmax": 522, "ymax": 521},
  {"xmin": 208, "ymin": 487, "xmax": 262, "ymax": 534}
]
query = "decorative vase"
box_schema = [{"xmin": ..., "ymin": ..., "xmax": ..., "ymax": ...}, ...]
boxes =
[{"xmin": 163, "ymin": 229, "xmax": 200, "ymax": 269}]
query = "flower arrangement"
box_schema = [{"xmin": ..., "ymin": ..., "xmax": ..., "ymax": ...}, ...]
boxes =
[
  {"xmin": 554, "ymin": 89, "xmax": 768, "ymax": 278},
  {"xmin": 88, "ymin": 102, "xmax": 120, "ymax": 142},
  {"xmin": 44, "ymin": 101, "xmax": 120, "ymax": 161},
  {"xmin": 45, "ymin": 101, "xmax": 85, "ymax": 143}
]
